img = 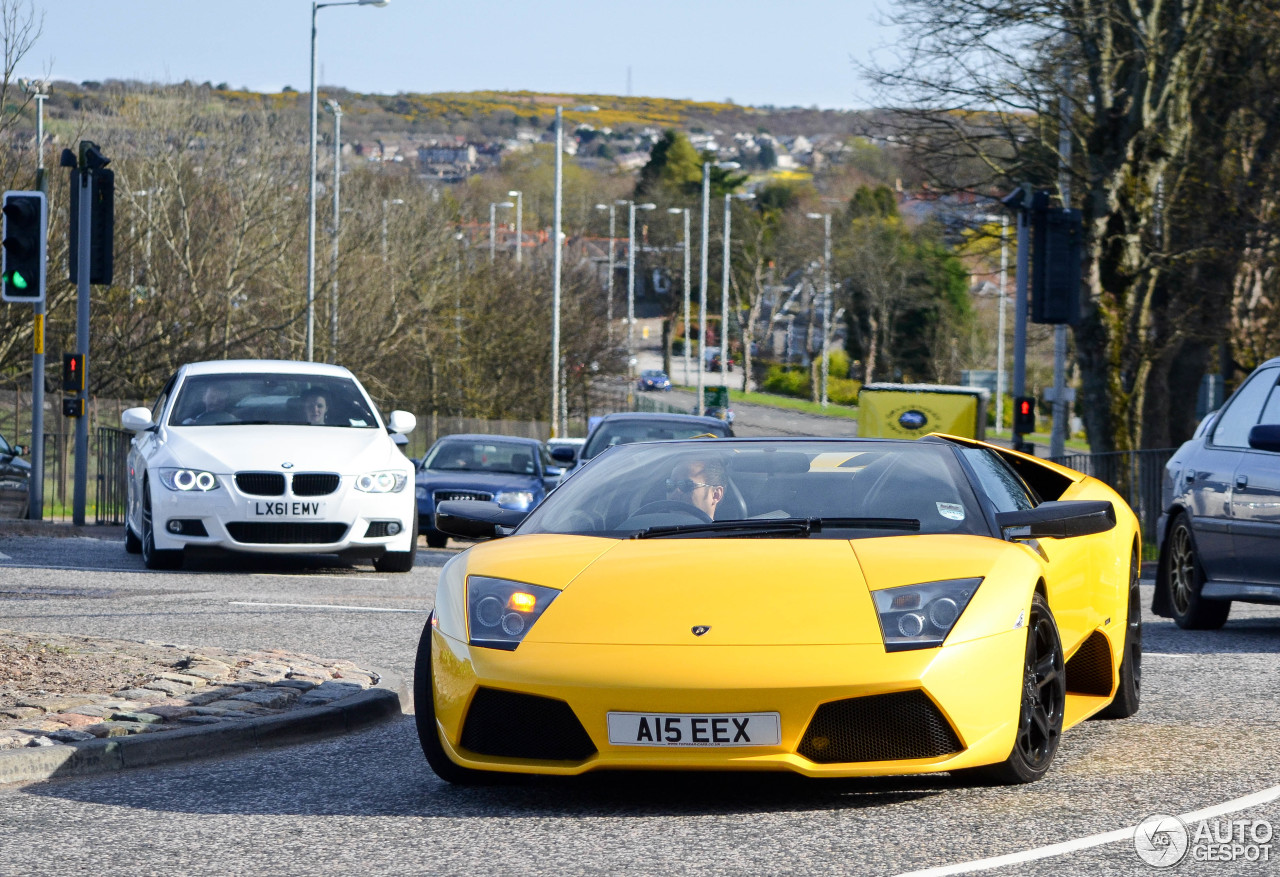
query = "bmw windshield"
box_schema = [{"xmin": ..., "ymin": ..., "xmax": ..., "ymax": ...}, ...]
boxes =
[{"xmin": 169, "ymin": 374, "xmax": 380, "ymax": 428}]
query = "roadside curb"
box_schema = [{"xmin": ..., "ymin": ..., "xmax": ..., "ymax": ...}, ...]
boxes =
[
  {"xmin": 0, "ymin": 670, "xmax": 406, "ymax": 786},
  {"xmin": 0, "ymin": 520, "xmax": 124, "ymax": 540}
]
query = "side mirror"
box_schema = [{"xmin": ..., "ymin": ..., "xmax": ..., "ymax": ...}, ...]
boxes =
[
  {"xmin": 387, "ymin": 410, "xmax": 416, "ymax": 435},
  {"xmin": 121, "ymin": 407, "xmax": 156, "ymax": 432},
  {"xmin": 549, "ymin": 445, "xmax": 577, "ymax": 464},
  {"xmin": 1248, "ymin": 424, "xmax": 1280, "ymax": 453},
  {"xmin": 435, "ymin": 500, "xmax": 527, "ymax": 541},
  {"xmin": 996, "ymin": 500, "xmax": 1116, "ymax": 540}
]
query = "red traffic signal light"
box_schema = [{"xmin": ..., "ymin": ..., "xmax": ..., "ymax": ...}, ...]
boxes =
[
  {"xmin": 63, "ymin": 353, "xmax": 85, "ymax": 393},
  {"xmin": 1014, "ymin": 396, "xmax": 1036, "ymax": 435}
]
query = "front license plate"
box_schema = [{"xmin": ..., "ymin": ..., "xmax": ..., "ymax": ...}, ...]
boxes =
[
  {"xmin": 607, "ymin": 712, "xmax": 781, "ymax": 747},
  {"xmin": 248, "ymin": 500, "xmax": 325, "ymax": 518}
]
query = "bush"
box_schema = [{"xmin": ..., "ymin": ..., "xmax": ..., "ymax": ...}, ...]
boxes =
[
  {"xmin": 828, "ymin": 376, "xmax": 861, "ymax": 406},
  {"xmin": 762, "ymin": 364, "xmax": 809, "ymax": 398}
]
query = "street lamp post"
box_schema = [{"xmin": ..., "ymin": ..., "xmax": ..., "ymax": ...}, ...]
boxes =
[
  {"xmin": 508, "ymin": 190, "xmax": 523, "ymax": 263},
  {"xmin": 668, "ymin": 207, "xmax": 691, "ymax": 387},
  {"xmin": 307, "ymin": 0, "xmax": 389, "ymax": 362},
  {"xmin": 723, "ymin": 192, "xmax": 754, "ymax": 391},
  {"xmin": 381, "ymin": 198, "xmax": 405, "ymax": 263},
  {"xmin": 594, "ymin": 203, "xmax": 617, "ymax": 342},
  {"xmin": 324, "ymin": 99, "xmax": 342, "ymax": 362},
  {"xmin": 697, "ymin": 160, "xmax": 741, "ymax": 412},
  {"xmin": 806, "ymin": 212, "xmax": 832, "ymax": 407},
  {"xmin": 552, "ymin": 106, "xmax": 564, "ymax": 437},
  {"xmin": 489, "ymin": 200, "xmax": 514, "ymax": 262},
  {"xmin": 624, "ymin": 200, "xmax": 657, "ymax": 377}
]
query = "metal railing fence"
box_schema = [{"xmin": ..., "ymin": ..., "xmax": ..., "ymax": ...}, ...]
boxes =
[{"xmin": 1048, "ymin": 448, "xmax": 1176, "ymax": 544}]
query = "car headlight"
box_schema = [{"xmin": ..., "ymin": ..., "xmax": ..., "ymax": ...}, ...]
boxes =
[
  {"xmin": 415, "ymin": 485, "xmax": 428, "ymax": 500},
  {"xmin": 467, "ymin": 576, "xmax": 559, "ymax": 650},
  {"xmin": 494, "ymin": 490, "xmax": 535, "ymax": 508},
  {"xmin": 157, "ymin": 468, "xmax": 221, "ymax": 492},
  {"xmin": 355, "ymin": 471, "xmax": 407, "ymax": 493},
  {"xmin": 872, "ymin": 578, "xmax": 982, "ymax": 651}
]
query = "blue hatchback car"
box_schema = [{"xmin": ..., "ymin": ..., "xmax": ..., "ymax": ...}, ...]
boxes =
[
  {"xmin": 415, "ymin": 434, "xmax": 556, "ymax": 548},
  {"xmin": 1154, "ymin": 356, "xmax": 1280, "ymax": 628}
]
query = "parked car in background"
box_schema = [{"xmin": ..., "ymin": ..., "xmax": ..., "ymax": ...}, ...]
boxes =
[
  {"xmin": 1154, "ymin": 356, "xmax": 1280, "ymax": 629},
  {"xmin": 120, "ymin": 360, "xmax": 418, "ymax": 572},
  {"xmin": 552, "ymin": 412, "xmax": 734, "ymax": 482},
  {"xmin": 637, "ymin": 370, "xmax": 673, "ymax": 392},
  {"xmin": 0, "ymin": 432, "xmax": 30, "ymax": 520},
  {"xmin": 416, "ymin": 434, "xmax": 557, "ymax": 548}
]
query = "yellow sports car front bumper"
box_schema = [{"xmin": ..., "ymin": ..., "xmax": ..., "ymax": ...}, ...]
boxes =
[{"xmin": 430, "ymin": 625, "xmax": 1028, "ymax": 777}]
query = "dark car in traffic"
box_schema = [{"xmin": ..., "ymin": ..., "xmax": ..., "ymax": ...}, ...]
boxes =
[
  {"xmin": 553, "ymin": 412, "xmax": 734, "ymax": 482},
  {"xmin": 637, "ymin": 369, "xmax": 672, "ymax": 391},
  {"xmin": 0, "ymin": 432, "xmax": 30, "ymax": 520},
  {"xmin": 1154, "ymin": 356, "xmax": 1280, "ymax": 628},
  {"xmin": 415, "ymin": 434, "xmax": 557, "ymax": 548}
]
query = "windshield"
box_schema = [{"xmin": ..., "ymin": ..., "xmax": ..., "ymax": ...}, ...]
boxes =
[
  {"xmin": 518, "ymin": 439, "xmax": 986, "ymax": 539},
  {"xmin": 169, "ymin": 373, "xmax": 379, "ymax": 428},
  {"xmin": 423, "ymin": 439, "xmax": 539, "ymax": 476},
  {"xmin": 581, "ymin": 417, "xmax": 729, "ymax": 461}
]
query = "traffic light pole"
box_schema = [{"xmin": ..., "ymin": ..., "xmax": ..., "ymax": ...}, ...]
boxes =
[
  {"xmin": 1012, "ymin": 190, "xmax": 1031, "ymax": 453},
  {"xmin": 72, "ymin": 168, "xmax": 92, "ymax": 525},
  {"xmin": 30, "ymin": 134, "xmax": 47, "ymax": 521}
]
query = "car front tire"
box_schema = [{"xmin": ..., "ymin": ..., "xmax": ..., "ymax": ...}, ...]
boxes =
[
  {"xmin": 962, "ymin": 592, "xmax": 1065, "ymax": 785},
  {"xmin": 124, "ymin": 525, "xmax": 142, "ymax": 554},
  {"xmin": 140, "ymin": 480, "xmax": 183, "ymax": 571},
  {"xmin": 1161, "ymin": 512, "xmax": 1230, "ymax": 630},
  {"xmin": 374, "ymin": 515, "xmax": 418, "ymax": 573},
  {"xmin": 1098, "ymin": 548, "xmax": 1141, "ymax": 719},
  {"xmin": 414, "ymin": 615, "xmax": 492, "ymax": 785}
]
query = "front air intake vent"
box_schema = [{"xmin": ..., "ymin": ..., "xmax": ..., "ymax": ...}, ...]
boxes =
[
  {"xmin": 1065, "ymin": 630, "xmax": 1114, "ymax": 696},
  {"xmin": 799, "ymin": 690, "xmax": 962, "ymax": 763},
  {"xmin": 460, "ymin": 688, "xmax": 596, "ymax": 761},
  {"xmin": 236, "ymin": 472, "xmax": 285, "ymax": 496},
  {"xmin": 292, "ymin": 473, "xmax": 340, "ymax": 496}
]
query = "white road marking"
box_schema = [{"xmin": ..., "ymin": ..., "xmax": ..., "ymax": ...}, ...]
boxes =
[
  {"xmin": 250, "ymin": 573, "xmax": 386, "ymax": 581},
  {"xmin": 1144, "ymin": 652, "xmax": 1201, "ymax": 659},
  {"xmin": 895, "ymin": 785, "xmax": 1280, "ymax": 876},
  {"xmin": 229, "ymin": 601, "xmax": 427, "ymax": 614}
]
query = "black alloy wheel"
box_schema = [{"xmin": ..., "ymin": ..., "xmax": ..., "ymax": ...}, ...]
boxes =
[
  {"xmin": 1164, "ymin": 513, "xmax": 1230, "ymax": 630},
  {"xmin": 964, "ymin": 592, "xmax": 1065, "ymax": 785},
  {"xmin": 1098, "ymin": 548, "xmax": 1141, "ymax": 719}
]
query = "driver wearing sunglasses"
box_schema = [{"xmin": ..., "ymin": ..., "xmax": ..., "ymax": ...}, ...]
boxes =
[{"xmin": 664, "ymin": 457, "xmax": 726, "ymax": 520}]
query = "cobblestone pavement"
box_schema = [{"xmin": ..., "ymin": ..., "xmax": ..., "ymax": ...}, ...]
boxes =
[{"xmin": 0, "ymin": 630, "xmax": 378, "ymax": 752}]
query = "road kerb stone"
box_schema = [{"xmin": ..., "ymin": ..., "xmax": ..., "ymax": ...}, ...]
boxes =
[{"xmin": 0, "ymin": 670, "xmax": 405, "ymax": 786}]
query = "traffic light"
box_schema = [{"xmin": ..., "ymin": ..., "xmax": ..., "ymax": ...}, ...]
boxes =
[
  {"xmin": 62, "ymin": 397, "xmax": 85, "ymax": 418},
  {"xmin": 1, "ymin": 191, "xmax": 48, "ymax": 303},
  {"xmin": 1031, "ymin": 207, "xmax": 1083, "ymax": 324},
  {"xmin": 62, "ymin": 353, "xmax": 85, "ymax": 393},
  {"xmin": 69, "ymin": 168, "xmax": 115, "ymax": 285},
  {"xmin": 1014, "ymin": 396, "xmax": 1036, "ymax": 434}
]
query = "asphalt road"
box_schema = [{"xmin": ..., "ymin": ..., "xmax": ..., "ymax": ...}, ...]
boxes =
[{"xmin": 2, "ymin": 535, "xmax": 1279, "ymax": 876}]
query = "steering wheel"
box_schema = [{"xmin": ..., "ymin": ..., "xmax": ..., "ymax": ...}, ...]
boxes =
[
  {"xmin": 187, "ymin": 411, "xmax": 239, "ymax": 425},
  {"xmin": 626, "ymin": 500, "xmax": 713, "ymax": 524}
]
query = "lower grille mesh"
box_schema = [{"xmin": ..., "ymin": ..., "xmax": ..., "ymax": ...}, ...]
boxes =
[
  {"xmin": 799, "ymin": 690, "xmax": 962, "ymax": 763},
  {"xmin": 460, "ymin": 688, "xmax": 596, "ymax": 761},
  {"xmin": 225, "ymin": 522, "xmax": 347, "ymax": 544}
]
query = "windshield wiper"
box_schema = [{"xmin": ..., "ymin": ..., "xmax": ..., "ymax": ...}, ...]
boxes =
[
  {"xmin": 633, "ymin": 516, "xmax": 920, "ymax": 539},
  {"xmin": 633, "ymin": 518, "xmax": 816, "ymax": 539}
]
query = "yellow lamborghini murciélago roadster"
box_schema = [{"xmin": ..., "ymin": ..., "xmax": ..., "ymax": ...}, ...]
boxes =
[{"xmin": 416, "ymin": 436, "xmax": 1140, "ymax": 785}]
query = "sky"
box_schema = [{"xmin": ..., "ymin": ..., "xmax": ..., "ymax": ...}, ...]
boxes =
[{"xmin": 18, "ymin": 0, "xmax": 897, "ymax": 109}]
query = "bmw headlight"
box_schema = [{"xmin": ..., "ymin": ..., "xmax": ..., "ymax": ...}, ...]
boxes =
[
  {"xmin": 494, "ymin": 490, "xmax": 535, "ymax": 509},
  {"xmin": 467, "ymin": 576, "xmax": 559, "ymax": 651},
  {"xmin": 872, "ymin": 578, "xmax": 982, "ymax": 651},
  {"xmin": 355, "ymin": 471, "xmax": 407, "ymax": 493},
  {"xmin": 157, "ymin": 468, "xmax": 221, "ymax": 492}
]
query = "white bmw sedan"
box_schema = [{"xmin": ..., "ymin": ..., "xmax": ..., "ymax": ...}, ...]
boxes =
[{"xmin": 120, "ymin": 360, "xmax": 418, "ymax": 572}]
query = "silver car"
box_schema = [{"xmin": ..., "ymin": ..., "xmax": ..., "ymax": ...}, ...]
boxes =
[{"xmin": 1153, "ymin": 356, "xmax": 1280, "ymax": 628}]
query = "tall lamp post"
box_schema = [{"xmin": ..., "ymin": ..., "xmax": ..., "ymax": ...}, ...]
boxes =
[
  {"xmin": 806, "ymin": 212, "xmax": 832, "ymax": 407},
  {"xmin": 697, "ymin": 160, "xmax": 741, "ymax": 413},
  {"xmin": 489, "ymin": 200, "xmax": 514, "ymax": 261},
  {"xmin": 324, "ymin": 98, "xmax": 342, "ymax": 362},
  {"xmin": 668, "ymin": 207, "xmax": 692, "ymax": 386},
  {"xmin": 594, "ymin": 203, "xmax": 617, "ymax": 342},
  {"xmin": 508, "ymin": 190, "xmax": 523, "ymax": 263},
  {"xmin": 722, "ymin": 192, "xmax": 754, "ymax": 391},
  {"xmin": 306, "ymin": 0, "xmax": 389, "ymax": 362},
  {"xmin": 624, "ymin": 200, "xmax": 657, "ymax": 376}
]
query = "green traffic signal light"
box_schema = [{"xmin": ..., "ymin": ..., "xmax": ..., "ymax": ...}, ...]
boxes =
[
  {"xmin": 7, "ymin": 271, "xmax": 27, "ymax": 289},
  {"xmin": 1, "ymin": 191, "xmax": 46, "ymax": 303}
]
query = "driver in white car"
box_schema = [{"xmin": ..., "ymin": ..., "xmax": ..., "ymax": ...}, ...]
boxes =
[{"xmin": 183, "ymin": 385, "xmax": 237, "ymax": 424}]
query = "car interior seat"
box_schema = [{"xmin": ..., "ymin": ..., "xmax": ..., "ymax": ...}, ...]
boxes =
[{"xmin": 509, "ymin": 453, "xmax": 533, "ymax": 475}]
